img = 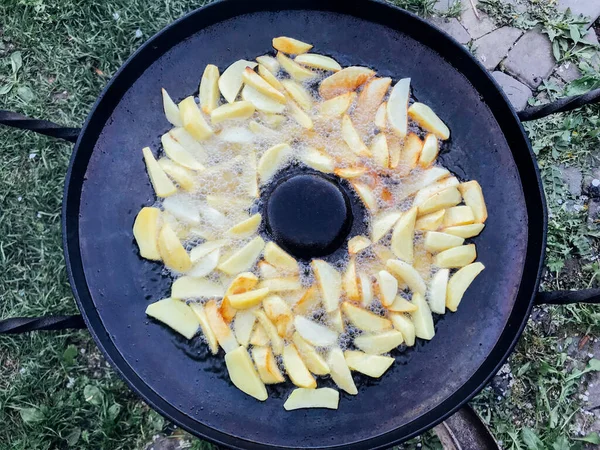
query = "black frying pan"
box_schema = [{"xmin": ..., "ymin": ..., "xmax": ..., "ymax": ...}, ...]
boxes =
[{"xmin": 2, "ymin": 1, "xmax": 600, "ymax": 449}]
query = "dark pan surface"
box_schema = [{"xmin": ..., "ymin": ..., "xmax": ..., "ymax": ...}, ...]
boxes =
[{"xmin": 64, "ymin": 1, "xmax": 545, "ymax": 448}]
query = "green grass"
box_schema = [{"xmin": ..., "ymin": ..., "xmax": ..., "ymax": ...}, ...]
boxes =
[{"xmin": 0, "ymin": 0, "xmax": 599, "ymax": 449}]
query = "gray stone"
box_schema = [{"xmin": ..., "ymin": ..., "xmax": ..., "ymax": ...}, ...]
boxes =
[
  {"xmin": 459, "ymin": 4, "xmax": 496, "ymax": 40},
  {"xmin": 583, "ymin": 168, "xmax": 600, "ymax": 198},
  {"xmin": 556, "ymin": 61, "xmax": 582, "ymax": 83},
  {"xmin": 503, "ymin": 0, "xmax": 527, "ymax": 13},
  {"xmin": 474, "ymin": 26, "xmax": 523, "ymax": 70},
  {"xmin": 557, "ymin": 0, "xmax": 600, "ymax": 28},
  {"xmin": 435, "ymin": 0, "xmax": 459, "ymax": 13},
  {"xmin": 558, "ymin": 165, "xmax": 583, "ymax": 197},
  {"xmin": 492, "ymin": 71, "xmax": 532, "ymax": 110},
  {"xmin": 589, "ymin": 199, "xmax": 600, "ymax": 225},
  {"xmin": 503, "ymin": 29, "xmax": 556, "ymax": 88},
  {"xmin": 430, "ymin": 17, "xmax": 471, "ymax": 45}
]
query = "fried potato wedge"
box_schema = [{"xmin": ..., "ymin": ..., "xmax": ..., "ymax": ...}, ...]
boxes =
[
  {"xmin": 219, "ymin": 59, "xmax": 257, "ymax": 103},
  {"xmin": 161, "ymin": 88, "xmax": 183, "ymax": 126},
  {"xmin": 328, "ymin": 347, "xmax": 358, "ymax": 395},
  {"xmin": 146, "ymin": 298, "xmax": 198, "ymax": 339},
  {"xmin": 292, "ymin": 332, "xmax": 330, "ymax": 375},
  {"xmin": 397, "ymin": 133, "xmax": 423, "ymax": 176},
  {"xmin": 258, "ymin": 143, "xmax": 293, "ymax": 183},
  {"xmin": 344, "ymin": 350, "xmax": 394, "ymax": 378},
  {"xmin": 228, "ymin": 288, "xmax": 270, "ymax": 309},
  {"xmin": 434, "ymin": 244, "xmax": 477, "ymax": 269},
  {"xmin": 428, "ymin": 268, "xmax": 449, "ymax": 314},
  {"xmin": 258, "ymin": 64, "xmax": 285, "ymax": 91},
  {"xmin": 187, "ymin": 249, "xmax": 220, "ymax": 278},
  {"xmin": 179, "ymin": 96, "xmax": 214, "ymax": 140},
  {"xmin": 205, "ymin": 300, "xmax": 239, "ymax": 353},
  {"xmin": 417, "ymin": 186, "xmax": 462, "ymax": 216},
  {"xmin": 277, "ymin": 52, "xmax": 316, "ymax": 81},
  {"xmin": 158, "ymin": 224, "xmax": 191, "ymax": 272},
  {"xmin": 408, "ymin": 102, "xmax": 450, "ymax": 140},
  {"xmin": 342, "ymin": 302, "xmax": 392, "ymax": 332},
  {"xmin": 273, "ymin": 36, "xmax": 313, "ymax": 54},
  {"xmin": 413, "ymin": 177, "xmax": 460, "ymax": 207},
  {"xmin": 284, "ymin": 388, "xmax": 339, "ymax": 410},
  {"xmin": 190, "ymin": 239, "xmax": 230, "ymax": 263},
  {"xmin": 359, "ymin": 272, "xmax": 373, "ymax": 308},
  {"xmin": 410, "ymin": 292, "xmax": 435, "ymax": 340},
  {"xmin": 171, "ymin": 277, "xmax": 224, "ymax": 300},
  {"xmin": 387, "ymin": 296, "xmax": 418, "ymax": 313},
  {"xmin": 343, "ymin": 257, "xmax": 360, "ymax": 301},
  {"xmin": 415, "ymin": 209, "xmax": 446, "ymax": 231},
  {"xmin": 199, "ymin": 64, "xmax": 220, "ymax": 114},
  {"xmin": 443, "ymin": 223, "xmax": 485, "ymax": 238},
  {"xmin": 446, "ymin": 262, "xmax": 485, "ymax": 311},
  {"xmin": 375, "ymin": 102, "xmax": 387, "ymax": 129},
  {"xmin": 423, "ymin": 231, "xmax": 465, "ymax": 253},
  {"xmin": 225, "ymin": 346, "xmax": 267, "ymax": 401},
  {"xmin": 301, "ymin": 147, "xmax": 335, "ymax": 173},
  {"xmin": 189, "ymin": 303, "xmax": 219, "ymax": 353},
  {"xmin": 283, "ymin": 344, "xmax": 317, "ymax": 388},
  {"xmin": 256, "ymin": 55, "xmax": 280, "ymax": 74},
  {"xmin": 295, "ymin": 53, "xmax": 342, "ymax": 71},
  {"xmin": 254, "ymin": 309, "xmax": 284, "ymax": 355},
  {"xmin": 354, "ymin": 330, "xmax": 404, "ymax": 355},
  {"xmin": 375, "ymin": 270, "xmax": 398, "ymax": 307},
  {"xmin": 218, "ymin": 236, "xmax": 265, "ymax": 275},
  {"xmin": 264, "ymin": 242, "xmax": 299, "ymax": 273},
  {"xmin": 233, "ymin": 309, "xmax": 256, "ymax": 347},
  {"xmin": 312, "ymin": 259, "xmax": 342, "ymax": 312},
  {"xmin": 293, "ymin": 285, "xmax": 321, "ymax": 315},
  {"xmin": 252, "ymin": 345, "xmax": 285, "ymax": 384},
  {"xmin": 287, "ymin": 99, "xmax": 314, "ymax": 129},
  {"xmin": 419, "ymin": 133, "xmax": 439, "ymax": 168},
  {"xmin": 371, "ymin": 133, "xmax": 389, "ymax": 169},
  {"xmin": 282, "ymin": 79, "xmax": 313, "ymax": 111},
  {"xmin": 352, "ymin": 182, "xmax": 378, "ymax": 211},
  {"xmin": 294, "ymin": 316, "xmax": 338, "ymax": 347},
  {"xmin": 389, "ymin": 313, "xmax": 416, "ymax": 346},
  {"xmin": 158, "ymin": 158, "xmax": 196, "ymax": 191},
  {"xmin": 371, "ymin": 210, "xmax": 402, "ymax": 243},
  {"xmin": 391, "ymin": 207, "xmax": 417, "ymax": 263},
  {"xmin": 259, "ymin": 277, "xmax": 302, "ymax": 292},
  {"xmin": 341, "ymin": 114, "xmax": 371, "ymax": 157},
  {"xmin": 319, "ymin": 66, "xmax": 375, "ymax": 99},
  {"xmin": 242, "ymin": 68, "xmax": 286, "ymax": 103},
  {"xmin": 250, "ymin": 323, "xmax": 270, "ymax": 347},
  {"xmin": 386, "ymin": 259, "xmax": 427, "ymax": 295},
  {"xmin": 133, "ymin": 207, "xmax": 161, "ymax": 260},
  {"xmin": 226, "ymin": 213, "xmax": 261, "ymax": 239},
  {"xmin": 458, "ymin": 180, "xmax": 488, "ymax": 223},
  {"xmin": 348, "ymin": 235, "xmax": 372, "ymax": 254},
  {"xmin": 142, "ymin": 147, "xmax": 177, "ymax": 197},
  {"xmin": 318, "ymin": 92, "xmax": 356, "ymax": 117},
  {"xmin": 387, "ymin": 78, "xmax": 411, "ymax": 138},
  {"xmin": 242, "ymin": 85, "xmax": 286, "ymax": 114}
]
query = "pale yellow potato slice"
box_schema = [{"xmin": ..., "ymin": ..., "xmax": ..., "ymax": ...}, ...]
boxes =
[
  {"xmin": 218, "ymin": 126, "xmax": 254, "ymax": 144},
  {"xmin": 354, "ymin": 330, "xmax": 404, "ymax": 354},
  {"xmin": 354, "ymin": 77, "xmax": 392, "ymax": 123},
  {"xmin": 218, "ymin": 59, "xmax": 258, "ymax": 103},
  {"xmin": 190, "ymin": 239, "xmax": 230, "ymax": 263},
  {"xmin": 242, "ymin": 68, "xmax": 286, "ymax": 104},
  {"xmin": 444, "ymin": 206, "xmax": 476, "ymax": 228},
  {"xmin": 220, "ymin": 296, "xmax": 237, "ymax": 324},
  {"xmin": 458, "ymin": 180, "xmax": 488, "ymax": 223},
  {"xmin": 258, "ymin": 260, "xmax": 280, "ymax": 279},
  {"xmin": 287, "ymin": 99, "xmax": 314, "ymax": 129},
  {"xmin": 218, "ymin": 236, "xmax": 265, "ymax": 275},
  {"xmin": 371, "ymin": 210, "xmax": 402, "ymax": 243},
  {"xmin": 158, "ymin": 158, "xmax": 196, "ymax": 191},
  {"xmin": 264, "ymin": 242, "xmax": 299, "ymax": 273},
  {"xmin": 387, "ymin": 134, "xmax": 401, "ymax": 168},
  {"xmin": 258, "ymin": 64, "xmax": 286, "ymax": 91},
  {"xmin": 359, "ymin": 272, "xmax": 373, "ymax": 308},
  {"xmin": 284, "ymin": 388, "xmax": 339, "ymax": 410},
  {"xmin": 247, "ymin": 151, "xmax": 259, "ymax": 198},
  {"xmin": 256, "ymin": 55, "xmax": 280, "ymax": 74},
  {"xmin": 225, "ymin": 346, "xmax": 267, "ymax": 401},
  {"xmin": 248, "ymin": 120, "xmax": 280, "ymax": 137},
  {"xmin": 281, "ymin": 79, "xmax": 313, "ymax": 111},
  {"xmin": 423, "ymin": 231, "xmax": 465, "ymax": 253},
  {"xmin": 294, "ymin": 53, "xmax": 341, "ymax": 71},
  {"xmin": 348, "ymin": 235, "xmax": 372, "ymax": 254},
  {"xmin": 342, "ymin": 257, "xmax": 360, "ymax": 301},
  {"xmin": 327, "ymin": 308, "xmax": 345, "ymax": 334},
  {"xmin": 250, "ymin": 323, "xmax": 270, "ymax": 347},
  {"xmin": 179, "ymin": 96, "xmax": 214, "ymax": 140},
  {"xmin": 171, "ymin": 276, "xmax": 224, "ymax": 300},
  {"xmin": 389, "ymin": 313, "xmax": 416, "ymax": 346},
  {"xmin": 294, "ymin": 316, "xmax": 338, "ymax": 347},
  {"xmin": 334, "ymin": 166, "xmax": 367, "ymax": 179},
  {"xmin": 187, "ymin": 249, "xmax": 220, "ymax": 278},
  {"xmin": 386, "ymin": 259, "xmax": 427, "ymax": 295},
  {"xmin": 396, "ymin": 133, "xmax": 423, "ymax": 176},
  {"xmin": 319, "ymin": 66, "xmax": 375, "ymax": 99},
  {"xmin": 419, "ymin": 134, "xmax": 439, "ymax": 168},
  {"xmin": 410, "ymin": 292, "xmax": 435, "ymax": 340},
  {"xmin": 254, "ymin": 309, "xmax": 284, "ymax": 355},
  {"xmin": 157, "ymin": 224, "xmax": 191, "ymax": 272},
  {"xmin": 273, "ymin": 36, "xmax": 313, "ymax": 54},
  {"xmin": 161, "ymin": 195, "xmax": 200, "ymax": 226},
  {"xmin": 242, "ymin": 85, "xmax": 286, "ymax": 114},
  {"xmin": 352, "ymin": 183, "xmax": 378, "ymax": 211},
  {"xmin": 387, "ymin": 296, "xmax": 418, "ymax": 313},
  {"xmin": 233, "ymin": 309, "xmax": 256, "ymax": 347},
  {"xmin": 387, "ymin": 78, "xmax": 411, "ymax": 138},
  {"xmin": 375, "ymin": 270, "xmax": 398, "ymax": 307},
  {"xmin": 342, "ymin": 302, "xmax": 392, "ymax": 332},
  {"xmin": 408, "ymin": 102, "xmax": 450, "ymax": 140},
  {"xmin": 344, "ymin": 350, "xmax": 394, "ymax": 378},
  {"xmin": 443, "ymin": 223, "xmax": 485, "ymax": 238},
  {"xmin": 375, "ymin": 101, "xmax": 387, "ymax": 129},
  {"xmin": 293, "ymin": 285, "xmax": 321, "ymax": 315},
  {"xmin": 259, "ymin": 277, "xmax": 302, "ymax": 292},
  {"xmin": 413, "ymin": 176, "xmax": 459, "ymax": 207},
  {"xmin": 189, "ymin": 303, "xmax": 219, "ymax": 354},
  {"xmin": 341, "ymin": 114, "xmax": 371, "ymax": 157},
  {"xmin": 370, "ymin": 133, "xmax": 389, "ymax": 169},
  {"xmin": 161, "ymin": 88, "xmax": 183, "ymax": 126},
  {"xmin": 228, "ymin": 288, "xmax": 270, "ymax": 309},
  {"xmin": 318, "ymin": 92, "xmax": 356, "ymax": 117},
  {"xmin": 417, "ymin": 186, "xmax": 462, "ymax": 216},
  {"xmin": 199, "ymin": 64, "xmax": 220, "ymax": 114},
  {"xmin": 226, "ymin": 213, "xmax": 261, "ymax": 239},
  {"xmin": 252, "ymin": 346, "xmax": 285, "ymax": 384},
  {"xmin": 399, "ymin": 166, "xmax": 451, "ymax": 199},
  {"xmin": 312, "ymin": 259, "xmax": 342, "ymax": 312},
  {"xmin": 446, "ymin": 262, "xmax": 485, "ymax": 311},
  {"xmin": 133, "ymin": 207, "xmax": 161, "ymax": 260},
  {"xmin": 390, "ymin": 207, "xmax": 417, "ymax": 263},
  {"xmin": 169, "ymin": 127, "xmax": 208, "ymax": 164},
  {"xmin": 211, "ymin": 101, "xmax": 256, "ymax": 124},
  {"xmin": 301, "ymin": 147, "xmax": 335, "ymax": 173},
  {"xmin": 327, "ymin": 347, "xmax": 358, "ymax": 395},
  {"xmin": 277, "ymin": 52, "xmax": 316, "ymax": 81},
  {"xmin": 434, "ymin": 244, "xmax": 477, "ymax": 269},
  {"xmin": 142, "ymin": 147, "xmax": 177, "ymax": 197},
  {"xmin": 146, "ymin": 298, "xmax": 198, "ymax": 339},
  {"xmin": 428, "ymin": 269, "xmax": 449, "ymax": 314},
  {"xmin": 225, "ymin": 273, "xmax": 260, "ymax": 298},
  {"xmin": 415, "ymin": 209, "xmax": 446, "ymax": 231},
  {"xmin": 205, "ymin": 300, "xmax": 239, "ymax": 353},
  {"xmin": 263, "ymin": 295, "xmax": 293, "ymax": 322},
  {"xmin": 283, "ymin": 344, "xmax": 316, "ymax": 388},
  {"xmin": 258, "ymin": 143, "xmax": 293, "ymax": 183}
]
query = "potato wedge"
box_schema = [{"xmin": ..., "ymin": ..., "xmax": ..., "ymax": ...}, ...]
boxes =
[
  {"xmin": 273, "ymin": 36, "xmax": 313, "ymax": 54},
  {"xmin": 258, "ymin": 143, "xmax": 293, "ymax": 183},
  {"xmin": 417, "ymin": 186, "xmax": 462, "ymax": 216},
  {"xmin": 284, "ymin": 388, "xmax": 339, "ymax": 410},
  {"xmin": 226, "ymin": 213, "xmax": 261, "ymax": 239},
  {"xmin": 359, "ymin": 272, "xmax": 373, "ymax": 307},
  {"xmin": 288, "ymin": 99, "xmax": 314, "ymax": 129},
  {"xmin": 423, "ymin": 231, "xmax": 465, "ymax": 253},
  {"xmin": 390, "ymin": 207, "xmax": 417, "ymax": 263},
  {"xmin": 187, "ymin": 249, "xmax": 220, "ymax": 278},
  {"xmin": 334, "ymin": 166, "xmax": 367, "ymax": 179},
  {"xmin": 458, "ymin": 181, "xmax": 488, "ymax": 223},
  {"xmin": 282, "ymin": 79, "xmax": 313, "ymax": 111},
  {"xmin": 250, "ymin": 323, "xmax": 270, "ymax": 347},
  {"xmin": 199, "ymin": 64, "xmax": 220, "ymax": 114},
  {"xmin": 190, "ymin": 239, "xmax": 229, "ymax": 263},
  {"xmin": 158, "ymin": 158, "xmax": 196, "ymax": 191},
  {"xmin": 348, "ymin": 235, "xmax": 372, "ymax": 254},
  {"xmin": 415, "ymin": 209, "xmax": 446, "ymax": 231},
  {"xmin": 342, "ymin": 302, "xmax": 391, "ymax": 332},
  {"xmin": 257, "ymin": 64, "xmax": 285, "ymax": 91},
  {"xmin": 254, "ymin": 309, "xmax": 284, "ymax": 355},
  {"xmin": 293, "ymin": 285, "xmax": 321, "ymax": 315},
  {"xmin": 397, "ymin": 133, "xmax": 423, "ymax": 176},
  {"xmin": 146, "ymin": 298, "xmax": 198, "ymax": 339},
  {"xmin": 389, "ymin": 313, "xmax": 416, "ymax": 346},
  {"xmin": 259, "ymin": 277, "xmax": 302, "ymax": 292},
  {"xmin": 169, "ymin": 127, "xmax": 208, "ymax": 163},
  {"xmin": 434, "ymin": 244, "xmax": 476, "ymax": 269},
  {"xmin": 371, "ymin": 210, "xmax": 401, "ymax": 243},
  {"xmin": 179, "ymin": 96, "xmax": 214, "ymax": 140},
  {"xmin": 219, "ymin": 296, "xmax": 237, "ymax": 323},
  {"xmin": 219, "ymin": 59, "xmax": 257, "ymax": 103},
  {"xmin": 161, "ymin": 88, "xmax": 183, "ymax": 127},
  {"xmin": 419, "ymin": 134, "xmax": 439, "ymax": 168},
  {"xmin": 242, "ymin": 68, "xmax": 286, "ymax": 104},
  {"xmin": 263, "ymin": 242, "xmax": 299, "ymax": 273},
  {"xmin": 218, "ymin": 236, "xmax": 265, "ymax": 275},
  {"xmin": 408, "ymin": 102, "xmax": 450, "ymax": 140},
  {"xmin": 211, "ymin": 101, "xmax": 255, "ymax": 124},
  {"xmin": 443, "ymin": 223, "xmax": 485, "ymax": 238},
  {"xmin": 387, "ymin": 78, "xmax": 411, "ymax": 138},
  {"xmin": 375, "ymin": 102, "xmax": 387, "ymax": 129},
  {"xmin": 342, "ymin": 257, "xmax": 360, "ymax": 301},
  {"xmin": 171, "ymin": 276, "xmax": 224, "ymax": 300},
  {"xmin": 319, "ymin": 66, "xmax": 375, "ymax": 99},
  {"xmin": 375, "ymin": 270, "xmax": 398, "ymax": 307},
  {"xmin": 256, "ymin": 55, "xmax": 280, "ymax": 74},
  {"xmin": 355, "ymin": 77, "xmax": 392, "ymax": 121},
  {"xmin": 158, "ymin": 224, "xmax": 191, "ymax": 272},
  {"xmin": 341, "ymin": 114, "xmax": 371, "ymax": 157},
  {"xmin": 354, "ymin": 330, "xmax": 404, "ymax": 355},
  {"xmin": 225, "ymin": 346, "xmax": 267, "ymax": 401},
  {"xmin": 294, "ymin": 316, "xmax": 338, "ymax": 347},
  {"xmin": 295, "ymin": 53, "xmax": 341, "ymax": 71},
  {"xmin": 446, "ymin": 262, "xmax": 485, "ymax": 311},
  {"xmin": 233, "ymin": 309, "xmax": 256, "ymax": 347},
  {"xmin": 344, "ymin": 350, "xmax": 394, "ymax": 378},
  {"xmin": 242, "ymin": 85, "xmax": 286, "ymax": 114},
  {"xmin": 142, "ymin": 147, "xmax": 177, "ymax": 197},
  {"xmin": 277, "ymin": 52, "xmax": 316, "ymax": 81},
  {"xmin": 328, "ymin": 347, "xmax": 358, "ymax": 395},
  {"xmin": 386, "ymin": 259, "xmax": 427, "ymax": 295},
  {"xmin": 133, "ymin": 207, "xmax": 161, "ymax": 260},
  {"xmin": 292, "ymin": 332, "xmax": 330, "ymax": 375},
  {"xmin": 318, "ymin": 92, "xmax": 356, "ymax": 117},
  {"xmin": 413, "ymin": 177, "xmax": 460, "ymax": 207},
  {"xmin": 352, "ymin": 183, "xmax": 378, "ymax": 211},
  {"xmin": 252, "ymin": 345, "xmax": 285, "ymax": 384},
  {"xmin": 205, "ymin": 300, "xmax": 239, "ymax": 352},
  {"xmin": 370, "ymin": 133, "xmax": 389, "ymax": 169},
  {"xmin": 228, "ymin": 288, "xmax": 270, "ymax": 309},
  {"xmin": 283, "ymin": 344, "xmax": 316, "ymax": 388},
  {"xmin": 387, "ymin": 134, "xmax": 401, "ymax": 169},
  {"xmin": 189, "ymin": 303, "xmax": 219, "ymax": 353},
  {"xmin": 443, "ymin": 205, "xmax": 476, "ymax": 227},
  {"xmin": 428, "ymin": 269, "xmax": 449, "ymax": 314},
  {"xmin": 327, "ymin": 308, "xmax": 345, "ymax": 334},
  {"xmin": 387, "ymin": 296, "xmax": 418, "ymax": 313},
  {"xmin": 258, "ymin": 260, "xmax": 280, "ymax": 279},
  {"xmin": 218, "ymin": 126, "xmax": 254, "ymax": 144},
  {"xmin": 312, "ymin": 259, "xmax": 342, "ymax": 312},
  {"xmin": 410, "ymin": 292, "xmax": 435, "ymax": 340},
  {"xmin": 301, "ymin": 147, "xmax": 335, "ymax": 173}
]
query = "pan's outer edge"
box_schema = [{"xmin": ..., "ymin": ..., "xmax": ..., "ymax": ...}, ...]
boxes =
[{"xmin": 61, "ymin": 0, "xmax": 547, "ymax": 448}]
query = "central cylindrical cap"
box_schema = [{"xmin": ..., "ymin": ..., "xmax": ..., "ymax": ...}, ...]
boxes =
[{"xmin": 265, "ymin": 174, "xmax": 352, "ymax": 259}]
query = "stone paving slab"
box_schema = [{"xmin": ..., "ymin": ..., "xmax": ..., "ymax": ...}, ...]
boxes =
[
  {"xmin": 474, "ymin": 26, "xmax": 523, "ymax": 70},
  {"xmin": 557, "ymin": 0, "xmax": 600, "ymax": 28},
  {"xmin": 503, "ymin": 29, "xmax": 555, "ymax": 88},
  {"xmin": 459, "ymin": 5, "xmax": 496, "ymax": 40},
  {"xmin": 492, "ymin": 71, "xmax": 532, "ymax": 110},
  {"xmin": 430, "ymin": 17, "xmax": 471, "ymax": 45}
]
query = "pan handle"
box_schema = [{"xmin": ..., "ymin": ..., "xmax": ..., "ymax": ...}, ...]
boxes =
[
  {"xmin": 0, "ymin": 110, "xmax": 81, "ymax": 143},
  {"xmin": 535, "ymin": 288, "xmax": 600, "ymax": 305},
  {"xmin": 434, "ymin": 405, "xmax": 501, "ymax": 450},
  {"xmin": 517, "ymin": 87, "xmax": 600, "ymax": 121},
  {"xmin": 0, "ymin": 315, "xmax": 86, "ymax": 334}
]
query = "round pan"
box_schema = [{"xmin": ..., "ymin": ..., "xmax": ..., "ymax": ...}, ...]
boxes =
[{"xmin": 63, "ymin": 0, "xmax": 545, "ymax": 448}]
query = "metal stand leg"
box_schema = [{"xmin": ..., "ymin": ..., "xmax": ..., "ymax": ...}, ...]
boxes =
[{"xmin": 435, "ymin": 406, "xmax": 501, "ymax": 450}]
